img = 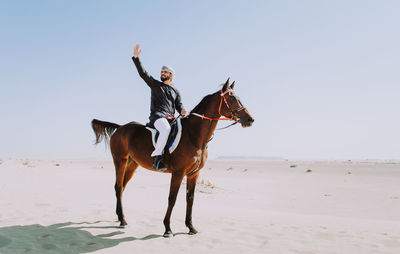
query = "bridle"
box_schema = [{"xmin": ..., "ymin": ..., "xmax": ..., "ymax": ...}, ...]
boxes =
[{"xmin": 191, "ymin": 89, "xmax": 245, "ymax": 122}]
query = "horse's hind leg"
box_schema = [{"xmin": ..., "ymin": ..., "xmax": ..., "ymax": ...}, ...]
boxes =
[
  {"xmin": 113, "ymin": 156, "xmax": 128, "ymax": 226},
  {"xmin": 123, "ymin": 157, "xmax": 138, "ymax": 189}
]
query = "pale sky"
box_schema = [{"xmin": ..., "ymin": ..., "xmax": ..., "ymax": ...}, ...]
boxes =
[{"xmin": 1, "ymin": 0, "xmax": 399, "ymax": 160}]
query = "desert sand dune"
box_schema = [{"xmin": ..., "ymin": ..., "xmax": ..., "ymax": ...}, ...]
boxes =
[{"xmin": 0, "ymin": 159, "xmax": 399, "ymax": 253}]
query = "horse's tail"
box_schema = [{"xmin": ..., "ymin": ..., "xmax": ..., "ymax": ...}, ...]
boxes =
[{"xmin": 91, "ymin": 119, "xmax": 120, "ymax": 145}]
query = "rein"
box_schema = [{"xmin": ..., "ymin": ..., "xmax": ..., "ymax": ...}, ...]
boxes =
[{"xmin": 215, "ymin": 121, "xmax": 237, "ymax": 130}]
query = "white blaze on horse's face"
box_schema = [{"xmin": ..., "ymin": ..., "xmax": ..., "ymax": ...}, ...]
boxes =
[{"xmin": 223, "ymin": 89, "xmax": 254, "ymax": 128}]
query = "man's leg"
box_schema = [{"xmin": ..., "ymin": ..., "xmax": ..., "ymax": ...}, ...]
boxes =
[{"xmin": 151, "ymin": 118, "xmax": 171, "ymax": 169}]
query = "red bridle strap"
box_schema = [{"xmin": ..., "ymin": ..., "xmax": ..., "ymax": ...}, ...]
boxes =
[
  {"xmin": 191, "ymin": 89, "xmax": 235, "ymax": 121},
  {"xmin": 218, "ymin": 89, "xmax": 233, "ymax": 116},
  {"xmin": 190, "ymin": 113, "xmax": 232, "ymax": 121}
]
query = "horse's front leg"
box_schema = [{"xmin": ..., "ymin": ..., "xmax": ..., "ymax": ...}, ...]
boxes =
[
  {"xmin": 185, "ymin": 173, "xmax": 199, "ymax": 234},
  {"xmin": 163, "ymin": 170, "xmax": 185, "ymax": 237}
]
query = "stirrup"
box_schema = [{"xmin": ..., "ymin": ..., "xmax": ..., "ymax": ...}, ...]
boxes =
[{"xmin": 152, "ymin": 156, "xmax": 166, "ymax": 171}]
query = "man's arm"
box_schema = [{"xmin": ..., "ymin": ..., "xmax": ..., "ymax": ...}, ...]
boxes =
[
  {"xmin": 132, "ymin": 44, "xmax": 153, "ymax": 86},
  {"xmin": 175, "ymin": 91, "xmax": 186, "ymax": 116}
]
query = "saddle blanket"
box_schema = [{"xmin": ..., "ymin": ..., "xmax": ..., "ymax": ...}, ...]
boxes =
[{"xmin": 145, "ymin": 118, "xmax": 182, "ymax": 154}]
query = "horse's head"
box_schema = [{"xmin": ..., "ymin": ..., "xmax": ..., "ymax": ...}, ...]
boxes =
[{"xmin": 219, "ymin": 78, "xmax": 254, "ymax": 128}]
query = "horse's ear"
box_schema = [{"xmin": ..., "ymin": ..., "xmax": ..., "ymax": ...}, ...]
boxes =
[
  {"xmin": 222, "ymin": 78, "xmax": 230, "ymax": 91},
  {"xmin": 230, "ymin": 81, "xmax": 235, "ymax": 90}
]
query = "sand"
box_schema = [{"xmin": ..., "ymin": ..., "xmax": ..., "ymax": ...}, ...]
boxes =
[{"xmin": 0, "ymin": 158, "xmax": 399, "ymax": 254}]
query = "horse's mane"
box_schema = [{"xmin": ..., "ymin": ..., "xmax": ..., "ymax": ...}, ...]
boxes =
[{"xmin": 190, "ymin": 91, "xmax": 218, "ymax": 114}]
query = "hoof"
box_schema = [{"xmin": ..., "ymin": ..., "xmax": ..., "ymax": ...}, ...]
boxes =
[
  {"xmin": 188, "ymin": 228, "xmax": 198, "ymax": 235},
  {"xmin": 163, "ymin": 231, "xmax": 174, "ymax": 238},
  {"xmin": 119, "ymin": 220, "xmax": 128, "ymax": 227}
]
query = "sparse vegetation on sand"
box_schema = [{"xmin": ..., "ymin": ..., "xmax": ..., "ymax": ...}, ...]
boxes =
[{"xmin": 22, "ymin": 160, "xmax": 34, "ymax": 168}]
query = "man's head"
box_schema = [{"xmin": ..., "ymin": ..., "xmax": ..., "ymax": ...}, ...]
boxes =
[{"xmin": 160, "ymin": 65, "xmax": 174, "ymax": 83}]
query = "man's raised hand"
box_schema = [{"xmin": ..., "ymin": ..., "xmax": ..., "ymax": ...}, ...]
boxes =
[{"xmin": 133, "ymin": 44, "xmax": 141, "ymax": 58}]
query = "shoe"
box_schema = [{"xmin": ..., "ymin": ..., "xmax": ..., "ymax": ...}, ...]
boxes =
[{"xmin": 152, "ymin": 155, "xmax": 166, "ymax": 171}]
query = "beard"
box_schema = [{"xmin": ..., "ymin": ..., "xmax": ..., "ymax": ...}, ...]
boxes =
[{"xmin": 161, "ymin": 76, "xmax": 169, "ymax": 82}]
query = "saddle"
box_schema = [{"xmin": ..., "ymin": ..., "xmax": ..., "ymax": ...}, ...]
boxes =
[{"xmin": 146, "ymin": 117, "xmax": 182, "ymax": 161}]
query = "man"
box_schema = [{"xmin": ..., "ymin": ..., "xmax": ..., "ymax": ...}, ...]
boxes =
[{"xmin": 132, "ymin": 44, "xmax": 187, "ymax": 170}]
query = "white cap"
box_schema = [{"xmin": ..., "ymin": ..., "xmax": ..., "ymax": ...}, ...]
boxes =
[{"xmin": 161, "ymin": 65, "xmax": 175, "ymax": 76}]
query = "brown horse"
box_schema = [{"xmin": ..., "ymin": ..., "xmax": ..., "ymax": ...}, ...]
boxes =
[{"xmin": 91, "ymin": 78, "xmax": 254, "ymax": 237}]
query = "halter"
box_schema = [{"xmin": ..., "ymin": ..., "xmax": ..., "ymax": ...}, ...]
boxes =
[{"xmin": 191, "ymin": 89, "xmax": 245, "ymax": 121}]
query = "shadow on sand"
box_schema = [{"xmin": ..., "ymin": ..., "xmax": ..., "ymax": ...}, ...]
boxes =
[{"xmin": 0, "ymin": 221, "xmax": 165, "ymax": 254}]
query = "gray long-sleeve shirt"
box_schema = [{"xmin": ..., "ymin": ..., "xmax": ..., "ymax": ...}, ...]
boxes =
[{"xmin": 132, "ymin": 57, "xmax": 185, "ymax": 125}]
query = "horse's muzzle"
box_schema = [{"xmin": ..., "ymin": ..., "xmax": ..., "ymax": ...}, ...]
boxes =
[{"xmin": 241, "ymin": 116, "xmax": 254, "ymax": 128}]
